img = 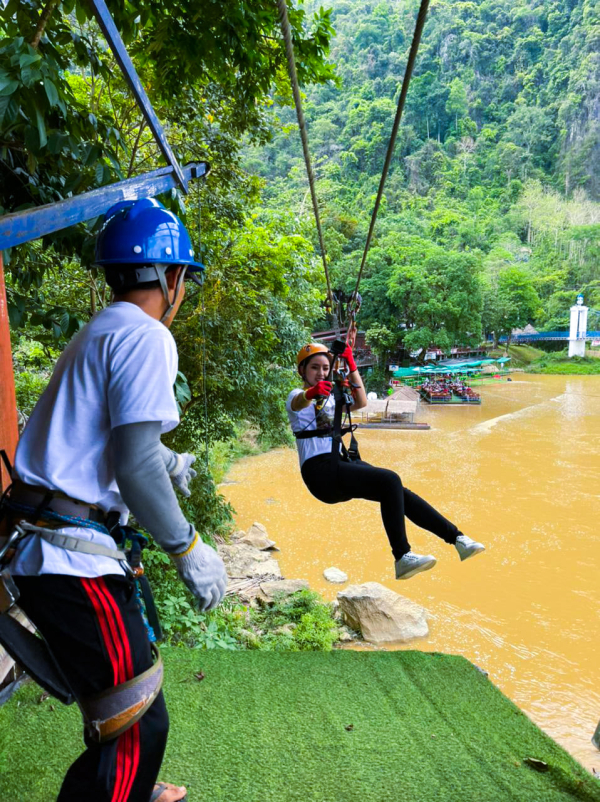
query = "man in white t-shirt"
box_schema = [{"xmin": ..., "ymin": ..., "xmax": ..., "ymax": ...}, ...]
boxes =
[{"xmin": 1, "ymin": 199, "xmax": 226, "ymax": 802}]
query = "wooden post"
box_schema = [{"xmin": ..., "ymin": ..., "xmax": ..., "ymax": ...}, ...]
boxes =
[{"xmin": 0, "ymin": 252, "xmax": 18, "ymax": 492}]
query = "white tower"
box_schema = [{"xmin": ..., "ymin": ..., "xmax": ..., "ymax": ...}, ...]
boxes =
[{"xmin": 568, "ymin": 294, "xmax": 588, "ymax": 358}]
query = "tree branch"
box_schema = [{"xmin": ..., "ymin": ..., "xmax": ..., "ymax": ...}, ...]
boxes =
[{"xmin": 30, "ymin": 0, "xmax": 61, "ymax": 49}]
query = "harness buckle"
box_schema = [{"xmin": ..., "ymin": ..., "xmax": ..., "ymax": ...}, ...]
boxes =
[{"xmin": 0, "ymin": 568, "xmax": 20, "ymax": 614}]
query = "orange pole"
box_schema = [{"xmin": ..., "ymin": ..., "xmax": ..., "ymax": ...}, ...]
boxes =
[{"xmin": 0, "ymin": 252, "xmax": 18, "ymax": 492}]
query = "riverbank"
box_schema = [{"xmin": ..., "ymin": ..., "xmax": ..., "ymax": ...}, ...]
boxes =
[
  {"xmin": 489, "ymin": 345, "xmax": 600, "ymax": 374},
  {"xmin": 2, "ymin": 649, "xmax": 599, "ymax": 801},
  {"xmin": 527, "ymin": 353, "xmax": 600, "ymax": 375}
]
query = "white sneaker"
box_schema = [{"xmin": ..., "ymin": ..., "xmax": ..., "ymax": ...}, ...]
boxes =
[
  {"xmin": 395, "ymin": 551, "xmax": 436, "ymax": 580},
  {"xmin": 455, "ymin": 534, "xmax": 485, "ymax": 562}
]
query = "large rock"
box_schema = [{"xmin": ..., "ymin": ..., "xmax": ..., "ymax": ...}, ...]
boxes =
[
  {"xmin": 257, "ymin": 579, "xmax": 309, "ymax": 605},
  {"xmin": 218, "ymin": 543, "xmax": 282, "ymax": 579},
  {"xmin": 337, "ymin": 582, "xmax": 428, "ymax": 645},
  {"xmin": 238, "ymin": 522, "xmax": 279, "ymax": 551}
]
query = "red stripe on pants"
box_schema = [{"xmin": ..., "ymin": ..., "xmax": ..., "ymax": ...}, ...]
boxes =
[{"xmin": 80, "ymin": 578, "xmax": 141, "ymax": 802}]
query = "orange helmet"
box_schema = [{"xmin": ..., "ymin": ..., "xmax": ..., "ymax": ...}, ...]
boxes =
[{"xmin": 296, "ymin": 343, "xmax": 330, "ymax": 375}]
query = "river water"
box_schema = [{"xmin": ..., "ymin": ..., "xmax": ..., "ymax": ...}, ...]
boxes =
[{"xmin": 221, "ymin": 375, "xmax": 600, "ymax": 770}]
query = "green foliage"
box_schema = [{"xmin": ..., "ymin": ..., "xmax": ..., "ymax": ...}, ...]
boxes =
[
  {"xmin": 387, "ymin": 243, "xmax": 483, "ymax": 352},
  {"xmin": 14, "ymin": 370, "xmax": 49, "ymax": 416},
  {"xmin": 251, "ymin": 0, "xmax": 600, "ymax": 353},
  {"xmin": 483, "ymin": 264, "xmax": 541, "ymax": 345},
  {"xmin": 528, "ymin": 349, "xmax": 600, "ymax": 374},
  {"xmin": 10, "ymin": 334, "xmax": 57, "ymax": 413},
  {"xmin": 1, "ymin": 0, "xmax": 333, "ymax": 343},
  {"xmin": 365, "ymin": 323, "xmax": 397, "ymax": 362},
  {"xmin": 249, "ymin": 590, "xmax": 339, "ymax": 652},
  {"xmin": 143, "ymin": 553, "xmax": 339, "ymax": 652},
  {"xmin": 178, "ymin": 465, "xmax": 234, "ymax": 544}
]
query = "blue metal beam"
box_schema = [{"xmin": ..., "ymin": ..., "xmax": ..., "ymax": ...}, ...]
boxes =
[
  {"xmin": 0, "ymin": 163, "xmax": 208, "ymax": 251},
  {"xmin": 89, "ymin": 0, "xmax": 188, "ymax": 193}
]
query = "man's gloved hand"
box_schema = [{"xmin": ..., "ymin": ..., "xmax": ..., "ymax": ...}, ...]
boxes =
[
  {"xmin": 170, "ymin": 532, "xmax": 227, "ymax": 611},
  {"xmin": 304, "ymin": 380, "xmax": 333, "ymax": 401},
  {"xmin": 168, "ymin": 452, "xmax": 197, "ymax": 498},
  {"xmin": 341, "ymin": 344, "xmax": 357, "ymax": 373}
]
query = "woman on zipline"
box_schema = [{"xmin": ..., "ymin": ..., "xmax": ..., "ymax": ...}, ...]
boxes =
[{"xmin": 287, "ymin": 333, "xmax": 485, "ymax": 580}]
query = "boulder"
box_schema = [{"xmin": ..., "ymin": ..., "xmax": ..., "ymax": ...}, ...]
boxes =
[
  {"xmin": 331, "ymin": 599, "xmax": 344, "ymax": 622},
  {"xmin": 257, "ymin": 579, "xmax": 309, "ymax": 605},
  {"xmin": 323, "ymin": 567, "xmax": 348, "ymax": 584},
  {"xmin": 238, "ymin": 522, "xmax": 279, "ymax": 551},
  {"xmin": 337, "ymin": 582, "xmax": 428, "ymax": 645},
  {"xmin": 218, "ymin": 544, "xmax": 282, "ymax": 579}
]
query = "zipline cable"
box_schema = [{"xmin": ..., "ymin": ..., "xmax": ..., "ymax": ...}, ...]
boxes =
[
  {"xmin": 349, "ymin": 0, "xmax": 430, "ymax": 323},
  {"xmin": 276, "ymin": 0, "xmax": 335, "ymax": 318}
]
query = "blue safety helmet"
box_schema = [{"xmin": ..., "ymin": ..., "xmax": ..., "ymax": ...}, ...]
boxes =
[
  {"xmin": 94, "ymin": 197, "xmax": 204, "ymax": 283},
  {"xmin": 94, "ymin": 198, "xmax": 204, "ymax": 323}
]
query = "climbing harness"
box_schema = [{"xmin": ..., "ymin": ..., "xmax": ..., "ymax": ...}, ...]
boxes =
[
  {"xmin": 0, "ymin": 459, "xmax": 164, "ymax": 743},
  {"xmin": 294, "ymin": 339, "xmax": 361, "ymax": 467}
]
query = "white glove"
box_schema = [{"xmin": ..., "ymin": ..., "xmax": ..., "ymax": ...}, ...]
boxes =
[
  {"xmin": 169, "ymin": 452, "xmax": 197, "ymax": 498},
  {"xmin": 170, "ymin": 532, "xmax": 227, "ymax": 611}
]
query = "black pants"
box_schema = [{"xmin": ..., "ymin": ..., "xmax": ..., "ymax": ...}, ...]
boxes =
[
  {"xmin": 301, "ymin": 454, "xmax": 461, "ymax": 560},
  {"xmin": 15, "ymin": 574, "xmax": 168, "ymax": 802}
]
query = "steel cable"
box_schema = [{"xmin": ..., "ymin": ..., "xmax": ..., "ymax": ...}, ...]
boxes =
[
  {"xmin": 350, "ymin": 0, "xmax": 430, "ymax": 314},
  {"xmin": 276, "ymin": 0, "xmax": 334, "ymax": 316}
]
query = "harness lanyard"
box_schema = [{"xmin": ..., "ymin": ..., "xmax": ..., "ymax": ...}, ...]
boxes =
[{"xmin": 330, "ymin": 369, "xmax": 360, "ymax": 470}]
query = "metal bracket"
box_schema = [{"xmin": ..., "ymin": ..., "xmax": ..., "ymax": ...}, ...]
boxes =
[{"xmin": 0, "ymin": 162, "xmax": 209, "ymax": 251}]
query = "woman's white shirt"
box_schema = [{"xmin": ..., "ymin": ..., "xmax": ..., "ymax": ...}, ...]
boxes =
[{"xmin": 286, "ymin": 389, "xmax": 339, "ymax": 467}]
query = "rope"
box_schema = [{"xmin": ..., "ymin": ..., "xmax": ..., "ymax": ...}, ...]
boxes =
[
  {"xmin": 350, "ymin": 0, "xmax": 430, "ymax": 314},
  {"xmin": 197, "ymin": 186, "xmax": 210, "ymax": 471},
  {"xmin": 4, "ymin": 500, "xmax": 109, "ymax": 535},
  {"xmin": 276, "ymin": 0, "xmax": 335, "ymax": 318}
]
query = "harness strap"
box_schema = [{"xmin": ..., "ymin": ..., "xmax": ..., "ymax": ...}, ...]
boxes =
[
  {"xmin": 79, "ymin": 644, "xmax": 164, "ymax": 743},
  {"xmin": 15, "ymin": 521, "xmax": 127, "ymax": 562},
  {"xmin": 330, "ymin": 383, "xmax": 346, "ymax": 472},
  {"xmin": 0, "ymin": 603, "xmax": 74, "ymax": 705},
  {"xmin": 294, "ymin": 425, "xmax": 353, "ymax": 440},
  {"xmin": 9, "ymin": 479, "xmax": 108, "ymax": 525},
  {"xmin": 0, "ymin": 594, "xmax": 163, "ymax": 742}
]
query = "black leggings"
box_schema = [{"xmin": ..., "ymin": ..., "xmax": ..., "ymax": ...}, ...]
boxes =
[{"xmin": 301, "ymin": 454, "xmax": 461, "ymax": 560}]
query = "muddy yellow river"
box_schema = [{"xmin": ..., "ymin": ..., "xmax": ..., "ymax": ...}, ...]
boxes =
[{"xmin": 221, "ymin": 375, "xmax": 600, "ymax": 770}]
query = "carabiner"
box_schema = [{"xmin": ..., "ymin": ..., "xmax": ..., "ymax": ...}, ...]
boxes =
[{"xmin": 0, "ymin": 526, "xmax": 25, "ymax": 563}]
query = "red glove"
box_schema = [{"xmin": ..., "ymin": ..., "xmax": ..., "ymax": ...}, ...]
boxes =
[
  {"xmin": 304, "ymin": 381, "xmax": 332, "ymax": 401},
  {"xmin": 341, "ymin": 344, "xmax": 357, "ymax": 372}
]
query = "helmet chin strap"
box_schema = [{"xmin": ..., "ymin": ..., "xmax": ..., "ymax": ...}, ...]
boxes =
[{"xmin": 157, "ymin": 265, "xmax": 188, "ymax": 323}]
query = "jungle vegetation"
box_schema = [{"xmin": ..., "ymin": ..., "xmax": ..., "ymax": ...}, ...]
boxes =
[
  {"xmin": 2, "ymin": 0, "xmax": 600, "ymax": 515},
  {"xmin": 246, "ymin": 0, "xmax": 600, "ymax": 355}
]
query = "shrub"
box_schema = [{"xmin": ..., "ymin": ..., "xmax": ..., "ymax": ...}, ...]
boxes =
[{"xmin": 249, "ymin": 590, "xmax": 339, "ymax": 652}]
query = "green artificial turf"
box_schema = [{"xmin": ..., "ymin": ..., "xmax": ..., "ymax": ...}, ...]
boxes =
[{"xmin": 1, "ymin": 650, "xmax": 599, "ymax": 802}]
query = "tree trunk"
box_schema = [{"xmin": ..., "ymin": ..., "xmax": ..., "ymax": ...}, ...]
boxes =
[{"xmin": 30, "ymin": 0, "xmax": 60, "ymax": 48}]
